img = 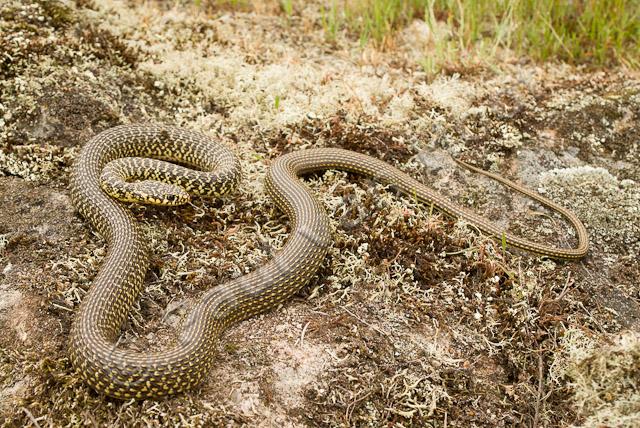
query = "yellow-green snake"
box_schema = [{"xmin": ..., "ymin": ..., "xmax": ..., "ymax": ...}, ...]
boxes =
[{"xmin": 68, "ymin": 124, "xmax": 589, "ymax": 399}]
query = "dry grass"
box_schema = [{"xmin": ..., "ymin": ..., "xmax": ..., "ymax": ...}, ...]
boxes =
[{"xmin": 199, "ymin": 0, "xmax": 640, "ymax": 71}]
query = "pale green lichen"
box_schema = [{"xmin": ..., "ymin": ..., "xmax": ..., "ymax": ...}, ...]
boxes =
[
  {"xmin": 550, "ymin": 329, "xmax": 640, "ymax": 428},
  {"xmin": 541, "ymin": 166, "xmax": 640, "ymax": 258},
  {"xmin": 416, "ymin": 74, "xmax": 477, "ymax": 117},
  {"xmin": 1, "ymin": 0, "xmax": 639, "ymax": 426}
]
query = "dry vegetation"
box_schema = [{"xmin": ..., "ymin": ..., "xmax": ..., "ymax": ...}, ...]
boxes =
[{"xmin": 1, "ymin": 0, "xmax": 639, "ymax": 427}]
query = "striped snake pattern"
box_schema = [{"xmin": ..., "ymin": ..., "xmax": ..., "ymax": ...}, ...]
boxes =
[{"xmin": 69, "ymin": 124, "xmax": 588, "ymax": 399}]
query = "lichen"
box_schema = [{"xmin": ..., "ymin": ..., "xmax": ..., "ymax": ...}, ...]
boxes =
[
  {"xmin": 550, "ymin": 329, "xmax": 640, "ymax": 428},
  {"xmin": 1, "ymin": 0, "xmax": 639, "ymax": 426}
]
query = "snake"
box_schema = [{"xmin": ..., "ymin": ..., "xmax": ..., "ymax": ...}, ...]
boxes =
[{"xmin": 68, "ymin": 124, "xmax": 589, "ymax": 399}]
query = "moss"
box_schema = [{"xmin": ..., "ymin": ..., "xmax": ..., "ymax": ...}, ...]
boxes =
[
  {"xmin": 1, "ymin": 0, "xmax": 639, "ymax": 426},
  {"xmin": 550, "ymin": 329, "xmax": 640, "ymax": 428},
  {"xmin": 75, "ymin": 23, "xmax": 140, "ymax": 67},
  {"xmin": 36, "ymin": 0, "xmax": 75, "ymax": 28}
]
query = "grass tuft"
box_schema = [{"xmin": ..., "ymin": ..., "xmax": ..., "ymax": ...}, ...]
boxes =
[
  {"xmin": 203, "ymin": 0, "xmax": 639, "ymax": 69},
  {"xmin": 345, "ymin": 0, "xmax": 639, "ymax": 68}
]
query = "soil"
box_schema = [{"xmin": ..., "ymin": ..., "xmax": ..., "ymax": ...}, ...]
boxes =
[{"xmin": 1, "ymin": 1, "xmax": 639, "ymax": 427}]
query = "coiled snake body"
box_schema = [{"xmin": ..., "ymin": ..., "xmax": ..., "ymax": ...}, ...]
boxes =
[{"xmin": 69, "ymin": 124, "xmax": 588, "ymax": 399}]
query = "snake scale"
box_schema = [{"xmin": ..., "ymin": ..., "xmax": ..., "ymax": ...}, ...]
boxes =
[{"xmin": 69, "ymin": 124, "xmax": 589, "ymax": 399}]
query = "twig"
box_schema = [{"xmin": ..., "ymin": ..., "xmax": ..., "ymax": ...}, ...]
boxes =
[
  {"xmin": 532, "ymin": 354, "xmax": 544, "ymax": 428},
  {"xmin": 22, "ymin": 408, "xmax": 42, "ymax": 428},
  {"xmin": 297, "ymin": 321, "xmax": 310, "ymax": 347},
  {"xmin": 341, "ymin": 306, "xmax": 391, "ymax": 339}
]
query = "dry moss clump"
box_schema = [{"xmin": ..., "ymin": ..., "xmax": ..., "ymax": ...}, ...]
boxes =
[{"xmin": 550, "ymin": 329, "xmax": 640, "ymax": 428}]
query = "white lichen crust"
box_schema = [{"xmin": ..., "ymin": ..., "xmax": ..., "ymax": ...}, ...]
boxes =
[{"xmin": 1, "ymin": 0, "xmax": 639, "ymax": 426}]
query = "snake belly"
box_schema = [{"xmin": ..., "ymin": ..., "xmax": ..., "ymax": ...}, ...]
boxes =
[{"xmin": 69, "ymin": 125, "xmax": 588, "ymax": 399}]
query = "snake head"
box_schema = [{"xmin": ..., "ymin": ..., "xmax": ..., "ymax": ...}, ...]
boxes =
[{"xmin": 102, "ymin": 178, "xmax": 191, "ymax": 206}]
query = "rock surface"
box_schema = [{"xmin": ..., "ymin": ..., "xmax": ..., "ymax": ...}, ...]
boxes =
[{"xmin": 1, "ymin": 1, "xmax": 639, "ymax": 426}]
